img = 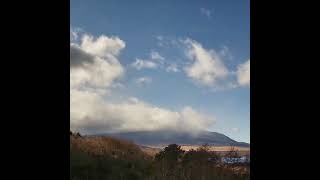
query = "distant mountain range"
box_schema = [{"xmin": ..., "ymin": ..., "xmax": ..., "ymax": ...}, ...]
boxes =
[{"xmin": 94, "ymin": 130, "xmax": 249, "ymax": 147}]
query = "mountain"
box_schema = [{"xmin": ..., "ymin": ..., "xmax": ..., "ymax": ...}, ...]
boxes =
[{"xmin": 95, "ymin": 130, "xmax": 249, "ymax": 147}]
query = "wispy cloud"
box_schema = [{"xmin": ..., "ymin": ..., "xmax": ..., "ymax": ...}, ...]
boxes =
[
  {"xmin": 131, "ymin": 59, "xmax": 158, "ymax": 70},
  {"xmin": 150, "ymin": 50, "xmax": 165, "ymax": 61},
  {"xmin": 70, "ymin": 26, "xmax": 83, "ymax": 42},
  {"xmin": 218, "ymin": 46, "xmax": 234, "ymax": 62},
  {"xmin": 200, "ymin": 8, "xmax": 212, "ymax": 18},
  {"xmin": 155, "ymin": 35, "xmax": 179, "ymax": 47},
  {"xmin": 132, "ymin": 50, "xmax": 165, "ymax": 70},
  {"xmin": 166, "ymin": 63, "xmax": 180, "ymax": 73},
  {"xmin": 136, "ymin": 77, "xmax": 152, "ymax": 84}
]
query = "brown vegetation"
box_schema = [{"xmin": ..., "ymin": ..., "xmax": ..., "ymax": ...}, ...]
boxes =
[
  {"xmin": 70, "ymin": 132, "xmax": 250, "ymax": 180},
  {"xmin": 70, "ymin": 133, "xmax": 149, "ymax": 160}
]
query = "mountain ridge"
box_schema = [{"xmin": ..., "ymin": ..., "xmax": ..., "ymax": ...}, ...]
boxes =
[{"xmin": 93, "ymin": 130, "xmax": 249, "ymax": 147}]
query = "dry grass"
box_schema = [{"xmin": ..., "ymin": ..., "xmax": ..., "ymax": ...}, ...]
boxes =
[{"xmin": 70, "ymin": 135, "xmax": 150, "ymax": 160}]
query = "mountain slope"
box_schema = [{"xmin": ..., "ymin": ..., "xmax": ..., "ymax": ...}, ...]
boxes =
[{"xmin": 97, "ymin": 130, "xmax": 249, "ymax": 147}]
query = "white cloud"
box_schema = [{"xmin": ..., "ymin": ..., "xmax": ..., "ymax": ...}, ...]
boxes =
[
  {"xmin": 131, "ymin": 58, "xmax": 157, "ymax": 70},
  {"xmin": 81, "ymin": 34, "xmax": 125, "ymax": 57},
  {"xmin": 200, "ymin": 8, "xmax": 212, "ymax": 18},
  {"xmin": 183, "ymin": 38, "xmax": 229, "ymax": 86},
  {"xmin": 166, "ymin": 63, "xmax": 180, "ymax": 72},
  {"xmin": 70, "ymin": 50, "xmax": 124, "ymax": 89},
  {"xmin": 136, "ymin": 77, "xmax": 152, "ymax": 84},
  {"xmin": 70, "ymin": 90, "xmax": 214, "ymax": 134},
  {"xmin": 151, "ymin": 37, "xmax": 248, "ymax": 90},
  {"xmin": 237, "ymin": 59, "xmax": 250, "ymax": 86},
  {"xmin": 70, "ymin": 33, "xmax": 125, "ymax": 89},
  {"xmin": 70, "ymin": 30, "xmax": 217, "ymax": 135}
]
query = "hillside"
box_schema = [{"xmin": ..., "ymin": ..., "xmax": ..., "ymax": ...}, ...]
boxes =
[
  {"xmin": 70, "ymin": 132, "xmax": 150, "ymax": 180},
  {"xmin": 98, "ymin": 130, "xmax": 250, "ymax": 147},
  {"xmin": 70, "ymin": 131, "xmax": 249, "ymax": 180}
]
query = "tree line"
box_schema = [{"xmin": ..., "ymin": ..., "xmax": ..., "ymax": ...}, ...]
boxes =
[{"xmin": 145, "ymin": 144, "xmax": 249, "ymax": 180}]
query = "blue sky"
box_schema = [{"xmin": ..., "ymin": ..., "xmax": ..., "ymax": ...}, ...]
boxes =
[{"xmin": 70, "ymin": 0, "xmax": 250, "ymax": 143}]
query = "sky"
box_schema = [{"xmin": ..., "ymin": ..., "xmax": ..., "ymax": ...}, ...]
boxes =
[{"xmin": 70, "ymin": 0, "xmax": 250, "ymax": 143}]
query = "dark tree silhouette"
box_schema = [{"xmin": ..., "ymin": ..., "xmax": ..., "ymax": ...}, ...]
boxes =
[{"xmin": 155, "ymin": 144, "xmax": 184, "ymax": 162}]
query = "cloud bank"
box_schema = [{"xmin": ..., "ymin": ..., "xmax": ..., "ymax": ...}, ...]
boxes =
[
  {"xmin": 70, "ymin": 30, "xmax": 215, "ymax": 135},
  {"xmin": 71, "ymin": 90, "xmax": 214, "ymax": 134}
]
